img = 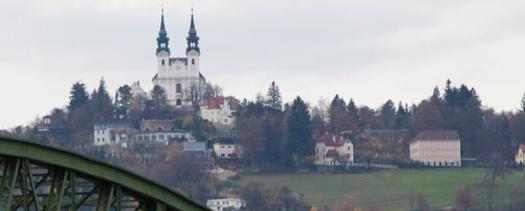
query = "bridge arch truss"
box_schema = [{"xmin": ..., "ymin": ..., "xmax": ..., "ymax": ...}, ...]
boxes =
[{"xmin": 0, "ymin": 137, "xmax": 209, "ymax": 211}]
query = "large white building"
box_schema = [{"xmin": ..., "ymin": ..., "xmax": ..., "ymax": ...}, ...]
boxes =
[
  {"xmin": 409, "ymin": 130, "xmax": 461, "ymax": 166},
  {"xmin": 213, "ymin": 143, "xmax": 242, "ymax": 159},
  {"xmin": 206, "ymin": 198, "xmax": 246, "ymax": 211},
  {"xmin": 315, "ymin": 133, "xmax": 354, "ymax": 166},
  {"xmin": 93, "ymin": 122, "xmax": 135, "ymax": 146},
  {"xmin": 152, "ymin": 10, "xmax": 207, "ymax": 107}
]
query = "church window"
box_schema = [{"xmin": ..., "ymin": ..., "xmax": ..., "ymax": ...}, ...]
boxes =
[
  {"xmin": 162, "ymin": 59, "xmax": 165, "ymax": 65},
  {"xmin": 192, "ymin": 59, "xmax": 195, "ymax": 65},
  {"xmin": 176, "ymin": 83, "xmax": 182, "ymax": 93}
]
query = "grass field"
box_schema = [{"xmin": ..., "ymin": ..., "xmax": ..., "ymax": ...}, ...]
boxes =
[{"xmin": 239, "ymin": 168, "xmax": 524, "ymax": 210}]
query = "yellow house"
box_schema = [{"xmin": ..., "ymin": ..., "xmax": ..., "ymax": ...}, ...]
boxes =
[{"xmin": 410, "ymin": 130, "xmax": 461, "ymax": 167}]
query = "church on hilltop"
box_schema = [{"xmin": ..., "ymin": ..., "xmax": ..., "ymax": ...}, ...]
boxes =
[{"xmin": 152, "ymin": 10, "xmax": 207, "ymax": 107}]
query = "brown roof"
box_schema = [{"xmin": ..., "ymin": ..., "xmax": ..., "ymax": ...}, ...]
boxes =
[
  {"xmin": 202, "ymin": 96, "xmax": 225, "ymax": 109},
  {"xmin": 517, "ymin": 144, "xmax": 525, "ymax": 154},
  {"xmin": 413, "ymin": 130, "xmax": 460, "ymax": 142},
  {"xmin": 319, "ymin": 133, "xmax": 348, "ymax": 147}
]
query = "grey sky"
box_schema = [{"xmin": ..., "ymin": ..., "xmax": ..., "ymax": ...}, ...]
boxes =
[{"xmin": 2, "ymin": 0, "xmax": 525, "ymax": 129}]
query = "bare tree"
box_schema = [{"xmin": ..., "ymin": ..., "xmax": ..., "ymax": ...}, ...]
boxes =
[{"xmin": 185, "ymin": 83, "xmax": 202, "ymax": 118}]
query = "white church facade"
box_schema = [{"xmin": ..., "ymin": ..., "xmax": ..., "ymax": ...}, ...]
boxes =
[{"xmin": 152, "ymin": 11, "xmax": 207, "ymax": 107}]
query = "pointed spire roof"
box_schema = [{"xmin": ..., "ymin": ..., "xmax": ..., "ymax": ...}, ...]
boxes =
[
  {"xmin": 186, "ymin": 8, "xmax": 200, "ymax": 54},
  {"xmin": 189, "ymin": 8, "xmax": 197, "ymax": 35},
  {"xmin": 156, "ymin": 8, "xmax": 170, "ymax": 54},
  {"xmin": 159, "ymin": 8, "xmax": 167, "ymax": 35}
]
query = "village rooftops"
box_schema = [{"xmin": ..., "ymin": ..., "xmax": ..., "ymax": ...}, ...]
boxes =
[{"xmin": 412, "ymin": 130, "xmax": 460, "ymax": 142}]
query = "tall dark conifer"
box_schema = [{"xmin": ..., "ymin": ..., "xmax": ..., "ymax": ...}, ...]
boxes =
[
  {"xmin": 115, "ymin": 85, "xmax": 132, "ymax": 119},
  {"xmin": 286, "ymin": 97, "xmax": 313, "ymax": 159},
  {"xmin": 68, "ymin": 82, "xmax": 89, "ymax": 112},
  {"xmin": 90, "ymin": 78, "xmax": 114, "ymax": 122}
]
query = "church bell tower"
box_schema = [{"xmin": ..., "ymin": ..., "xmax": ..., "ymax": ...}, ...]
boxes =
[
  {"xmin": 186, "ymin": 9, "xmax": 200, "ymax": 72},
  {"xmin": 156, "ymin": 9, "xmax": 170, "ymax": 71}
]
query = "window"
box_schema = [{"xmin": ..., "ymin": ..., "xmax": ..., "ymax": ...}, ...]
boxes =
[
  {"xmin": 176, "ymin": 83, "xmax": 182, "ymax": 93},
  {"xmin": 192, "ymin": 58, "xmax": 195, "ymax": 65},
  {"xmin": 176, "ymin": 99, "xmax": 182, "ymax": 106},
  {"xmin": 162, "ymin": 59, "xmax": 165, "ymax": 65}
]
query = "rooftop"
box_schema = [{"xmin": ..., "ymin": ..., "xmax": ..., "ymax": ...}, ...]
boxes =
[
  {"xmin": 182, "ymin": 142, "xmax": 207, "ymax": 151},
  {"xmin": 318, "ymin": 133, "xmax": 350, "ymax": 147},
  {"xmin": 413, "ymin": 130, "xmax": 460, "ymax": 142}
]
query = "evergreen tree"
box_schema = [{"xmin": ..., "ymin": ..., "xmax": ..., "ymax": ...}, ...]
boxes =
[
  {"xmin": 262, "ymin": 116, "xmax": 285, "ymax": 166},
  {"xmin": 328, "ymin": 94, "xmax": 347, "ymax": 133},
  {"xmin": 67, "ymin": 82, "xmax": 89, "ymax": 112},
  {"xmin": 115, "ymin": 84, "xmax": 132, "ymax": 119},
  {"xmin": 430, "ymin": 86, "xmax": 441, "ymax": 104},
  {"xmin": 347, "ymin": 98, "xmax": 359, "ymax": 120},
  {"xmin": 286, "ymin": 97, "xmax": 313, "ymax": 160},
  {"xmin": 151, "ymin": 85, "xmax": 168, "ymax": 112},
  {"xmin": 90, "ymin": 78, "xmax": 114, "ymax": 122},
  {"xmin": 395, "ymin": 102, "xmax": 410, "ymax": 129},
  {"xmin": 379, "ymin": 100, "xmax": 396, "ymax": 129},
  {"xmin": 266, "ymin": 81, "xmax": 283, "ymax": 111}
]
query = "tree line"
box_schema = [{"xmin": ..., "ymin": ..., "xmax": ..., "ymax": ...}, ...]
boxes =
[{"xmin": 234, "ymin": 79, "xmax": 525, "ymax": 171}]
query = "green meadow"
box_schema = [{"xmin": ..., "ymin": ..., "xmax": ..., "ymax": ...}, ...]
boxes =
[{"xmin": 239, "ymin": 168, "xmax": 525, "ymax": 210}]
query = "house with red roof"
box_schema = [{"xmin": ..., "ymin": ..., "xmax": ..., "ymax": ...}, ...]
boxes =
[
  {"xmin": 200, "ymin": 96, "xmax": 239, "ymax": 134},
  {"xmin": 515, "ymin": 144, "xmax": 525, "ymax": 165},
  {"xmin": 409, "ymin": 130, "xmax": 461, "ymax": 166},
  {"xmin": 314, "ymin": 133, "xmax": 354, "ymax": 166}
]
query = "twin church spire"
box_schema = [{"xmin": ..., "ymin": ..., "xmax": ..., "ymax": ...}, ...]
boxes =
[{"xmin": 156, "ymin": 8, "xmax": 200, "ymax": 55}]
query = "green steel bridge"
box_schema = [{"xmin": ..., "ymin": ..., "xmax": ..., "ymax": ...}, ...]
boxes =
[{"xmin": 0, "ymin": 136, "xmax": 209, "ymax": 211}]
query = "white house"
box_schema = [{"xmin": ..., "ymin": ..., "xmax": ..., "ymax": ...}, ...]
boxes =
[
  {"xmin": 132, "ymin": 119, "xmax": 193, "ymax": 144},
  {"xmin": 515, "ymin": 144, "xmax": 525, "ymax": 165},
  {"xmin": 93, "ymin": 122, "xmax": 135, "ymax": 146},
  {"xmin": 213, "ymin": 143, "xmax": 242, "ymax": 159},
  {"xmin": 206, "ymin": 198, "xmax": 246, "ymax": 211},
  {"xmin": 200, "ymin": 96, "xmax": 238, "ymax": 133},
  {"xmin": 410, "ymin": 130, "xmax": 461, "ymax": 166},
  {"xmin": 132, "ymin": 130, "xmax": 190, "ymax": 145},
  {"xmin": 315, "ymin": 133, "xmax": 354, "ymax": 166},
  {"xmin": 152, "ymin": 11, "xmax": 207, "ymax": 107}
]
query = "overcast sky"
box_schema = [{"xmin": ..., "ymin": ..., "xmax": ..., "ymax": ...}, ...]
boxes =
[{"xmin": 2, "ymin": 0, "xmax": 525, "ymax": 129}]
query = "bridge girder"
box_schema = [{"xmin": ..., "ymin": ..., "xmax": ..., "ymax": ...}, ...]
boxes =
[{"xmin": 0, "ymin": 137, "xmax": 209, "ymax": 211}]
